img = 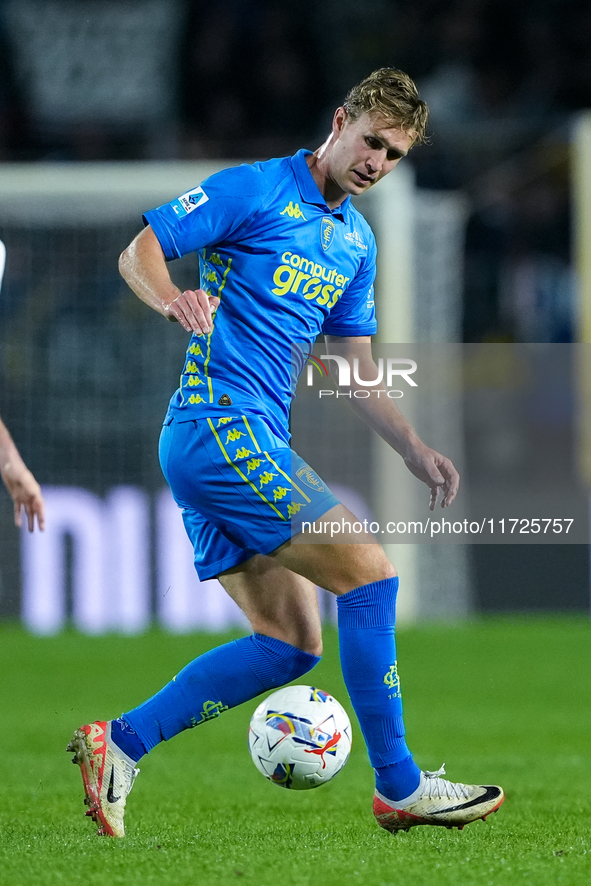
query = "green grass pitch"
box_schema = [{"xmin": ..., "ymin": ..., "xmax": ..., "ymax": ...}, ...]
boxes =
[{"xmin": 1, "ymin": 617, "xmax": 590, "ymax": 886}]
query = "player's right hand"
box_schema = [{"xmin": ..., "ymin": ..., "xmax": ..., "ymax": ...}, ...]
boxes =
[
  {"xmin": 164, "ymin": 289, "xmax": 220, "ymax": 335},
  {"xmin": 1, "ymin": 462, "xmax": 45, "ymax": 531}
]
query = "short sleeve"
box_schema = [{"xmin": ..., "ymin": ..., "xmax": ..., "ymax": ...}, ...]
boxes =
[
  {"xmin": 142, "ymin": 165, "xmax": 266, "ymax": 260},
  {"xmin": 322, "ymin": 234, "xmax": 378, "ymax": 337}
]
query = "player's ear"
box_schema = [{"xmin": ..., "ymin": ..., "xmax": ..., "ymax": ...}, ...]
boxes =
[{"xmin": 332, "ymin": 107, "xmax": 348, "ymax": 137}]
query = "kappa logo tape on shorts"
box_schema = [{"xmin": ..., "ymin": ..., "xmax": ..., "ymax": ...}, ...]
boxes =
[{"xmin": 159, "ymin": 414, "xmax": 340, "ymax": 579}]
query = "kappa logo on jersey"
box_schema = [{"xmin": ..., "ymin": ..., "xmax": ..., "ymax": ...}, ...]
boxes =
[
  {"xmin": 281, "ymin": 201, "xmax": 307, "ymax": 220},
  {"xmin": 344, "ymin": 230, "xmax": 368, "ymax": 251},
  {"xmin": 172, "ymin": 186, "xmax": 209, "ymax": 218},
  {"xmin": 320, "ymin": 217, "xmax": 336, "ymax": 251}
]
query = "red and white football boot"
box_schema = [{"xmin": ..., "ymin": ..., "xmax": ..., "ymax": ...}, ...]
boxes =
[{"xmin": 67, "ymin": 721, "xmax": 139, "ymax": 837}]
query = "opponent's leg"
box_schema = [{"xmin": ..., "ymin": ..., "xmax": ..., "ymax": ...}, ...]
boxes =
[{"xmin": 271, "ymin": 504, "xmax": 505, "ymax": 832}]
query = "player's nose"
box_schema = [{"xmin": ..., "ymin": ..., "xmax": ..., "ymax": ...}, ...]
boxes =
[{"xmin": 366, "ymin": 153, "xmax": 382, "ymax": 175}]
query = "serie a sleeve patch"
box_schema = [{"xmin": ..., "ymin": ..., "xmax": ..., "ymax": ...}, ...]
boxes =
[{"xmin": 171, "ymin": 186, "xmax": 210, "ymax": 218}]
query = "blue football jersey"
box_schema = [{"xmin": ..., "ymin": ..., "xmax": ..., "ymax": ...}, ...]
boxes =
[{"xmin": 144, "ymin": 149, "xmax": 378, "ymax": 440}]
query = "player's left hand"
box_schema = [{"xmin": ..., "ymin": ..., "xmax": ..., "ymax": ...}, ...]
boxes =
[{"xmin": 402, "ymin": 445, "xmax": 460, "ymax": 510}]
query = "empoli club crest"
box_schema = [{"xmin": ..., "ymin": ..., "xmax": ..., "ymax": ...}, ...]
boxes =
[
  {"xmin": 296, "ymin": 465, "xmax": 325, "ymax": 492},
  {"xmin": 321, "ymin": 217, "xmax": 335, "ymax": 251},
  {"xmin": 383, "ymin": 663, "xmax": 401, "ymax": 695}
]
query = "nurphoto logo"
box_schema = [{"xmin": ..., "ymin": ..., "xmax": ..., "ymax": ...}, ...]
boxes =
[{"xmin": 305, "ymin": 354, "xmax": 418, "ymax": 400}]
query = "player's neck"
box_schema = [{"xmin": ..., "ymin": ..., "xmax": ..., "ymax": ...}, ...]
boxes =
[{"xmin": 306, "ymin": 145, "xmax": 347, "ymax": 211}]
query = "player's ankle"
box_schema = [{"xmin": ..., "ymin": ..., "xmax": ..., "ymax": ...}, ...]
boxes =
[
  {"xmin": 375, "ymin": 754, "xmax": 421, "ymax": 802},
  {"xmin": 110, "ymin": 717, "xmax": 147, "ymax": 763}
]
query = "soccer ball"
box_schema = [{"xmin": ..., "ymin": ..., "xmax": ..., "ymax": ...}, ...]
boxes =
[{"xmin": 248, "ymin": 685, "xmax": 352, "ymax": 790}]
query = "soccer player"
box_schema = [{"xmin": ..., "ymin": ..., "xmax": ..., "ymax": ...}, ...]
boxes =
[
  {"xmin": 68, "ymin": 68, "xmax": 504, "ymax": 837},
  {"xmin": 0, "ymin": 415, "xmax": 45, "ymax": 532}
]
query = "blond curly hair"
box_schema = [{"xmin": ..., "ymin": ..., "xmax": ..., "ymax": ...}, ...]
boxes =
[{"xmin": 343, "ymin": 68, "xmax": 429, "ymax": 145}]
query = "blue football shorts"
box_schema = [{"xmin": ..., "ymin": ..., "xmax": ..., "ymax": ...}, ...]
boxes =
[{"xmin": 159, "ymin": 413, "xmax": 341, "ymax": 580}]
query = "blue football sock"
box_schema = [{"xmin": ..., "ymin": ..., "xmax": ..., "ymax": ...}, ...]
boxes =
[
  {"xmin": 337, "ymin": 577, "xmax": 421, "ymax": 802},
  {"xmin": 117, "ymin": 633, "xmax": 320, "ymax": 757},
  {"xmin": 110, "ymin": 717, "xmax": 145, "ymax": 762}
]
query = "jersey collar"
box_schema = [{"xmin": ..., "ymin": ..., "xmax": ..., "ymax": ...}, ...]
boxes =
[{"xmin": 290, "ymin": 149, "xmax": 351, "ymax": 222}]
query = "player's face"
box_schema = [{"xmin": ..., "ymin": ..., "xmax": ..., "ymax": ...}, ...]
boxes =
[{"xmin": 328, "ymin": 109, "xmax": 415, "ymax": 197}]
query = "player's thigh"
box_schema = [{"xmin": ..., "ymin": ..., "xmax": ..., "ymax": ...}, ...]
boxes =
[
  {"xmin": 270, "ymin": 504, "xmax": 397, "ymax": 596},
  {"xmin": 160, "ymin": 414, "xmax": 341, "ymax": 556},
  {"xmin": 219, "ymin": 555, "xmax": 323, "ymax": 657}
]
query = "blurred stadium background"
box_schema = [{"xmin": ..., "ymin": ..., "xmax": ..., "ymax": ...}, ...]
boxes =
[{"xmin": 0, "ymin": 0, "xmax": 590, "ymax": 633}]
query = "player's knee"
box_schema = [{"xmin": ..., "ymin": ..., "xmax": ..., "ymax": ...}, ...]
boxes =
[
  {"xmin": 255, "ymin": 632, "xmax": 322, "ymax": 684},
  {"xmin": 285, "ymin": 628, "xmax": 322, "ymax": 659},
  {"xmin": 303, "ymin": 636, "xmax": 323, "ymax": 658},
  {"xmin": 330, "ymin": 553, "xmax": 397, "ymax": 596},
  {"xmin": 381, "ymin": 560, "xmax": 398, "ymax": 581},
  {"xmin": 257, "ymin": 626, "xmax": 322, "ymax": 659}
]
